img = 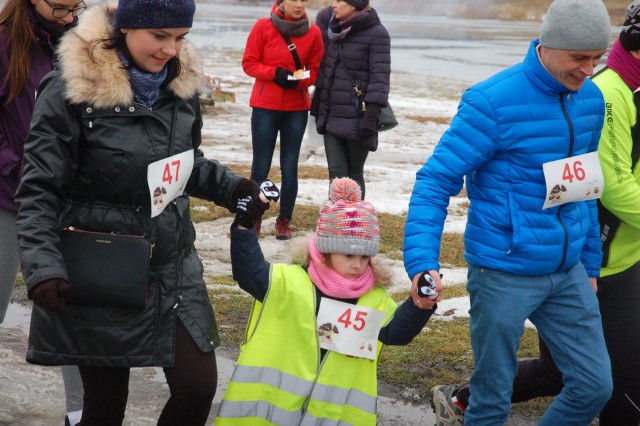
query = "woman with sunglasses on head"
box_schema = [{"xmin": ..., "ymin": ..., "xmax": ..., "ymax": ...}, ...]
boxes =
[
  {"xmin": 310, "ymin": 0, "xmax": 390, "ymax": 199},
  {"xmin": 14, "ymin": 0, "xmax": 270, "ymax": 424},
  {"xmin": 0, "ymin": 1, "xmax": 85, "ymax": 425}
]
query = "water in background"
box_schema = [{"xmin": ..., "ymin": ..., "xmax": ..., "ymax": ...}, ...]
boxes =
[{"xmin": 191, "ymin": 2, "xmax": 542, "ymax": 85}]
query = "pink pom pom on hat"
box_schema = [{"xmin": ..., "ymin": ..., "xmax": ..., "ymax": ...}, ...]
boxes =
[{"xmin": 314, "ymin": 178, "xmax": 380, "ymax": 256}]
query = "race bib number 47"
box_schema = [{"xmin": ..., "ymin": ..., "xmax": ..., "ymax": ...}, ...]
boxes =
[
  {"xmin": 147, "ymin": 150, "xmax": 194, "ymax": 218},
  {"xmin": 542, "ymin": 151, "xmax": 603, "ymax": 209}
]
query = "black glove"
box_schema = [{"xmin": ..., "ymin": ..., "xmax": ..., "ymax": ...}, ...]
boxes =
[
  {"xmin": 274, "ymin": 68, "xmax": 299, "ymax": 89},
  {"xmin": 28, "ymin": 278, "xmax": 72, "ymax": 312},
  {"xmin": 309, "ymin": 91, "xmax": 321, "ymax": 117},
  {"xmin": 232, "ymin": 178, "xmax": 271, "ymax": 228},
  {"xmin": 357, "ymin": 103, "xmax": 381, "ymax": 141},
  {"xmin": 234, "ymin": 180, "xmax": 280, "ymax": 228}
]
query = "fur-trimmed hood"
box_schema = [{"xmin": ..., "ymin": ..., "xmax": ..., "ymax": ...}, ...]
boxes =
[
  {"xmin": 56, "ymin": 3, "xmax": 204, "ymax": 108},
  {"xmin": 290, "ymin": 233, "xmax": 392, "ymax": 288}
]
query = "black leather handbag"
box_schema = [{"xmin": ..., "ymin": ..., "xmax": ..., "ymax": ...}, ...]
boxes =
[
  {"xmin": 376, "ymin": 103, "xmax": 398, "ymax": 132},
  {"xmin": 60, "ymin": 228, "xmax": 152, "ymax": 308}
]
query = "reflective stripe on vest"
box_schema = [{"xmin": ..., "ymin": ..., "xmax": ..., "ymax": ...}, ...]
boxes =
[{"xmin": 217, "ymin": 263, "xmax": 397, "ymax": 425}]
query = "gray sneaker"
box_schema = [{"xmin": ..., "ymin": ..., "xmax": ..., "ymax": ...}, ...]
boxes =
[{"xmin": 431, "ymin": 384, "xmax": 465, "ymax": 426}]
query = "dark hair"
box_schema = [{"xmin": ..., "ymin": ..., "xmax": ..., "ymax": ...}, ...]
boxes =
[
  {"xmin": 90, "ymin": 30, "xmax": 182, "ymax": 86},
  {"xmin": 0, "ymin": 0, "xmax": 38, "ymax": 104}
]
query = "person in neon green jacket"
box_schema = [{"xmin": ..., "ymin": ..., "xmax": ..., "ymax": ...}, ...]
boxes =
[{"xmin": 218, "ymin": 177, "xmax": 436, "ymax": 425}]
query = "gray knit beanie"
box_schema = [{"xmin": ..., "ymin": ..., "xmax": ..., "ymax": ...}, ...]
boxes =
[
  {"xmin": 115, "ymin": 0, "xmax": 196, "ymax": 30},
  {"xmin": 314, "ymin": 178, "xmax": 379, "ymax": 256},
  {"xmin": 540, "ymin": 0, "xmax": 611, "ymax": 50}
]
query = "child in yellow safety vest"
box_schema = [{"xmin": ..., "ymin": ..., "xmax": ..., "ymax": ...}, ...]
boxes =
[{"xmin": 217, "ymin": 177, "xmax": 437, "ymax": 425}]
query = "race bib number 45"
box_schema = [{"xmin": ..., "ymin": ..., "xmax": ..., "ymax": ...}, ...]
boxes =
[
  {"xmin": 147, "ymin": 150, "xmax": 194, "ymax": 218},
  {"xmin": 316, "ymin": 298, "xmax": 386, "ymax": 360},
  {"xmin": 542, "ymin": 151, "xmax": 603, "ymax": 209}
]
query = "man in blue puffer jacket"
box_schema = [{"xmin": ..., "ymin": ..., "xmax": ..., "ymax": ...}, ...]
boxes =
[{"xmin": 404, "ymin": 0, "xmax": 614, "ymax": 424}]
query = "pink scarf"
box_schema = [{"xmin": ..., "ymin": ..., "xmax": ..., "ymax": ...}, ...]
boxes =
[
  {"xmin": 307, "ymin": 235, "xmax": 375, "ymax": 298},
  {"xmin": 606, "ymin": 40, "xmax": 640, "ymax": 92}
]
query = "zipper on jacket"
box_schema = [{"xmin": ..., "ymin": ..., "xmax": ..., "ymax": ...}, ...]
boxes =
[
  {"xmin": 556, "ymin": 205, "xmax": 568, "ymax": 271},
  {"xmin": 172, "ymin": 294, "xmax": 183, "ymax": 309},
  {"xmin": 560, "ymin": 94, "xmax": 575, "ymax": 157},
  {"xmin": 556, "ymin": 94, "xmax": 573, "ymax": 271}
]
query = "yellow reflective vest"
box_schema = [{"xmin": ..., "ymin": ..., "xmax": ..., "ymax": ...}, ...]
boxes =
[{"xmin": 216, "ymin": 263, "xmax": 397, "ymax": 425}]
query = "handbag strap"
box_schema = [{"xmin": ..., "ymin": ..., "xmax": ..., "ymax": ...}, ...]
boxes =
[
  {"xmin": 338, "ymin": 42, "xmax": 364, "ymax": 97},
  {"xmin": 280, "ymin": 33, "xmax": 302, "ymax": 70}
]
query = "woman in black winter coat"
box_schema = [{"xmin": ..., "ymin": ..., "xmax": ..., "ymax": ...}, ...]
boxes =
[
  {"xmin": 15, "ymin": 1, "xmax": 268, "ymax": 424},
  {"xmin": 311, "ymin": 0, "xmax": 390, "ymax": 198}
]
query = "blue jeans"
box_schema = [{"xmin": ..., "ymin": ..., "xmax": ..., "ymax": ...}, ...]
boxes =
[
  {"xmin": 465, "ymin": 263, "xmax": 612, "ymax": 425},
  {"xmin": 250, "ymin": 108, "xmax": 308, "ymax": 220}
]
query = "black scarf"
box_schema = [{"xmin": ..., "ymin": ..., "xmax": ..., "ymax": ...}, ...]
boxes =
[{"xmin": 328, "ymin": 7, "xmax": 378, "ymax": 41}]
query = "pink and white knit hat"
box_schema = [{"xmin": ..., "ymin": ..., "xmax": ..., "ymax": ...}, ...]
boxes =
[{"xmin": 314, "ymin": 178, "xmax": 380, "ymax": 256}]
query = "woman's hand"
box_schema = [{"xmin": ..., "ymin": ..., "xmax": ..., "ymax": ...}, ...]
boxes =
[{"xmin": 274, "ymin": 68, "xmax": 299, "ymax": 89}]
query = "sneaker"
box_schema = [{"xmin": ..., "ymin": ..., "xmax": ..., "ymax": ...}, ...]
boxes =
[
  {"xmin": 255, "ymin": 219, "xmax": 262, "ymax": 238},
  {"xmin": 275, "ymin": 217, "xmax": 292, "ymax": 240},
  {"xmin": 431, "ymin": 384, "xmax": 465, "ymax": 426}
]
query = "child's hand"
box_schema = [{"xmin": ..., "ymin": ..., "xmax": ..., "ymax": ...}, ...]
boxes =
[
  {"xmin": 411, "ymin": 271, "xmax": 442, "ymax": 309},
  {"xmin": 234, "ymin": 180, "xmax": 280, "ymax": 230},
  {"xmin": 259, "ymin": 180, "xmax": 280, "ymax": 203}
]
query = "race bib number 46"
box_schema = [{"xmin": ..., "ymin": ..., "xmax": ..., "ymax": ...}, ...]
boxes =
[
  {"xmin": 542, "ymin": 151, "xmax": 603, "ymax": 209},
  {"xmin": 147, "ymin": 150, "xmax": 194, "ymax": 218},
  {"xmin": 316, "ymin": 298, "xmax": 386, "ymax": 360}
]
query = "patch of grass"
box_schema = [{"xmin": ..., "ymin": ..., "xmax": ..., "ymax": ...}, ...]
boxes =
[
  {"xmin": 190, "ymin": 198, "xmax": 233, "ymax": 223},
  {"xmin": 407, "ymin": 115, "xmax": 451, "ymax": 125},
  {"xmin": 378, "ymin": 313, "xmax": 542, "ymax": 405},
  {"xmin": 440, "ymin": 233, "xmax": 466, "ymax": 268},
  {"xmin": 207, "ymin": 276, "xmax": 253, "ymax": 350},
  {"xmin": 442, "ymin": 283, "xmax": 468, "ymax": 298},
  {"xmin": 14, "ymin": 275, "xmax": 25, "ymax": 288}
]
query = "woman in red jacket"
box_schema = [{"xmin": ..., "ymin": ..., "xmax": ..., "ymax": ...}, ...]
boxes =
[{"xmin": 242, "ymin": 0, "xmax": 323, "ymax": 239}]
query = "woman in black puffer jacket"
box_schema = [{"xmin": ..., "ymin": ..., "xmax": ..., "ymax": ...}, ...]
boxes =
[
  {"xmin": 311, "ymin": 0, "xmax": 390, "ymax": 198},
  {"xmin": 15, "ymin": 1, "xmax": 268, "ymax": 424}
]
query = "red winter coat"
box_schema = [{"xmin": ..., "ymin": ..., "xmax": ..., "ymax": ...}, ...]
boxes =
[{"xmin": 242, "ymin": 4, "xmax": 323, "ymax": 111}]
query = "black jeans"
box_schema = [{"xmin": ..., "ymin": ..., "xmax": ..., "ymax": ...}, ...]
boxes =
[
  {"xmin": 78, "ymin": 320, "xmax": 218, "ymax": 426},
  {"xmin": 323, "ymin": 131, "xmax": 369, "ymax": 199}
]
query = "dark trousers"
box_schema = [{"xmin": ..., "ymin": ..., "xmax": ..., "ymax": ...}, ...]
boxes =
[
  {"xmin": 323, "ymin": 131, "xmax": 370, "ymax": 199},
  {"xmin": 457, "ymin": 261, "xmax": 640, "ymax": 425},
  {"xmin": 78, "ymin": 320, "xmax": 218, "ymax": 426},
  {"xmin": 250, "ymin": 108, "xmax": 308, "ymax": 220}
]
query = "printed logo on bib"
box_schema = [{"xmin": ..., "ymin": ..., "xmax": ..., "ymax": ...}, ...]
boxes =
[
  {"xmin": 147, "ymin": 150, "xmax": 194, "ymax": 218},
  {"xmin": 316, "ymin": 298, "xmax": 386, "ymax": 360},
  {"xmin": 542, "ymin": 151, "xmax": 604, "ymax": 209}
]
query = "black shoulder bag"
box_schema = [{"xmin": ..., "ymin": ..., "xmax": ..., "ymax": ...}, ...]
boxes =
[{"xmin": 337, "ymin": 43, "xmax": 398, "ymax": 132}]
